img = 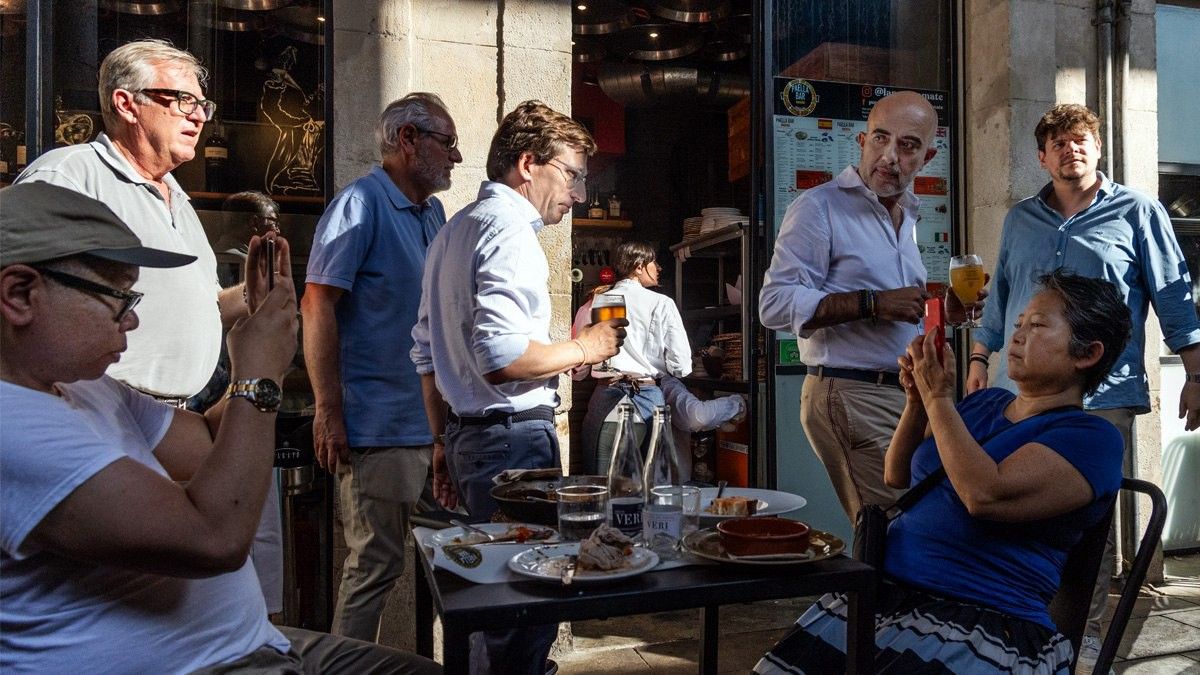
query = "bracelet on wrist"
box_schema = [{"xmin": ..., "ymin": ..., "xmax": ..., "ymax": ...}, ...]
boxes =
[
  {"xmin": 1185, "ymin": 372, "xmax": 1200, "ymax": 384},
  {"xmin": 857, "ymin": 289, "xmax": 870, "ymax": 320},
  {"xmin": 571, "ymin": 339, "xmax": 590, "ymax": 368},
  {"xmin": 969, "ymin": 353, "xmax": 990, "ymax": 367}
]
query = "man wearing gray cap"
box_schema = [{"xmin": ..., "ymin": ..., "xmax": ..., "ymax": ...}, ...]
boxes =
[{"xmin": 0, "ymin": 183, "xmax": 438, "ymax": 675}]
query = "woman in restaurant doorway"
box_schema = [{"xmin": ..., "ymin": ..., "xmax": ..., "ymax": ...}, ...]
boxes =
[
  {"xmin": 574, "ymin": 241, "xmax": 692, "ymax": 474},
  {"xmin": 756, "ymin": 270, "xmax": 1132, "ymax": 674}
]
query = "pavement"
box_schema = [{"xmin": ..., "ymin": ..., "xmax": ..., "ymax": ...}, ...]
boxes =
[{"xmin": 552, "ymin": 553, "xmax": 1200, "ymax": 674}]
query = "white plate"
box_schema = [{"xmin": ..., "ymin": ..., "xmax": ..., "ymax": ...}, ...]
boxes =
[
  {"xmin": 697, "ymin": 487, "xmax": 807, "ymax": 523},
  {"xmin": 508, "ymin": 543, "xmax": 659, "ymax": 585},
  {"xmin": 427, "ymin": 523, "xmax": 558, "ymax": 547}
]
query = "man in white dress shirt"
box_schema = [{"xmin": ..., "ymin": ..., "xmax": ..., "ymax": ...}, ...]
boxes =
[
  {"xmin": 411, "ymin": 100, "xmax": 625, "ymax": 675},
  {"xmin": 759, "ymin": 91, "xmax": 940, "ymax": 523}
]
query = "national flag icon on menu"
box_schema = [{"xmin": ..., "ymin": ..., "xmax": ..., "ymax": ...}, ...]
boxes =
[
  {"xmin": 933, "ymin": 232, "xmax": 950, "ymax": 242},
  {"xmin": 817, "ymin": 119, "xmax": 833, "ymax": 129}
]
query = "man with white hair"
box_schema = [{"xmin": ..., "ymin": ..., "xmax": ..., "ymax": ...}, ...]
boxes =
[
  {"xmin": 302, "ymin": 93, "xmax": 462, "ymax": 642},
  {"xmin": 16, "ymin": 38, "xmax": 243, "ymax": 403}
]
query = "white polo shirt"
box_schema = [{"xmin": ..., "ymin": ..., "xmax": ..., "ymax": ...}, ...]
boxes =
[{"xmin": 17, "ymin": 134, "xmax": 222, "ymax": 397}]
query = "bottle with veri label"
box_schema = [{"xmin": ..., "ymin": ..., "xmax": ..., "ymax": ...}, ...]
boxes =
[
  {"xmin": 642, "ymin": 405, "xmax": 684, "ymax": 557},
  {"xmin": 204, "ymin": 122, "xmax": 229, "ymax": 193},
  {"xmin": 606, "ymin": 401, "xmax": 645, "ymax": 539}
]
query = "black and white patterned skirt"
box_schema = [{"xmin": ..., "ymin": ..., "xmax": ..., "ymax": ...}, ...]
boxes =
[{"xmin": 754, "ymin": 582, "xmax": 1074, "ymax": 674}]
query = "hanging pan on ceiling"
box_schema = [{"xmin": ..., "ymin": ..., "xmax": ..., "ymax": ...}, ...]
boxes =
[
  {"xmin": 215, "ymin": 0, "xmax": 292, "ymax": 10},
  {"xmin": 650, "ymin": 0, "xmax": 729, "ymax": 24},
  {"xmin": 617, "ymin": 22, "xmax": 704, "ymax": 62},
  {"xmin": 573, "ymin": 36, "xmax": 607, "ymax": 63},
  {"xmin": 193, "ymin": 3, "xmax": 266, "ymax": 31},
  {"xmin": 273, "ymin": 4, "xmax": 323, "ymax": 44},
  {"xmin": 573, "ymin": 0, "xmax": 631, "ymax": 36},
  {"xmin": 99, "ymin": 0, "xmax": 180, "ymax": 16},
  {"xmin": 700, "ymin": 37, "xmax": 746, "ymax": 62}
]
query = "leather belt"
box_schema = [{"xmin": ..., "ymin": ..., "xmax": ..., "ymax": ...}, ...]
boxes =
[
  {"xmin": 806, "ymin": 365, "xmax": 901, "ymax": 388},
  {"xmin": 448, "ymin": 405, "xmax": 556, "ymax": 426},
  {"xmin": 607, "ymin": 376, "xmax": 659, "ymax": 387}
]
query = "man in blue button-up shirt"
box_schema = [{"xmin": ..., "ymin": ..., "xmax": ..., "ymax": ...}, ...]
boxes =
[
  {"xmin": 302, "ymin": 93, "xmax": 462, "ymax": 643},
  {"xmin": 968, "ymin": 103, "xmax": 1200, "ymax": 667}
]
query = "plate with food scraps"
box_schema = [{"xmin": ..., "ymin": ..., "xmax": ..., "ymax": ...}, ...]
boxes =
[
  {"xmin": 508, "ymin": 543, "xmax": 659, "ymax": 585},
  {"xmin": 681, "ymin": 527, "xmax": 843, "ymax": 565},
  {"xmin": 428, "ymin": 523, "xmax": 558, "ymax": 548},
  {"xmin": 697, "ymin": 487, "xmax": 807, "ymax": 523}
]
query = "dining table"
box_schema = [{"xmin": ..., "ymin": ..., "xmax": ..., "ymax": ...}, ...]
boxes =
[{"xmin": 413, "ymin": 532, "xmax": 877, "ymax": 674}]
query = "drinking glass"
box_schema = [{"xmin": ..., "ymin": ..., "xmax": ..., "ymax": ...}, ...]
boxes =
[
  {"xmin": 948, "ymin": 254, "xmax": 985, "ymax": 329},
  {"xmin": 643, "ymin": 485, "xmax": 702, "ymax": 559},
  {"xmin": 557, "ymin": 485, "xmax": 609, "ymax": 541},
  {"xmin": 590, "ymin": 293, "xmax": 626, "ymax": 373}
]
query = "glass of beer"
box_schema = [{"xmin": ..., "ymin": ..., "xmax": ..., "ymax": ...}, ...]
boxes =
[
  {"xmin": 948, "ymin": 254, "xmax": 985, "ymax": 328},
  {"xmin": 590, "ymin": 293, "xmax": 626, "ymax": 373}
]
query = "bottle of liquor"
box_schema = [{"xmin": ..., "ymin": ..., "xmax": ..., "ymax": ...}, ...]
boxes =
[
  {"xmin": 642, "ymin": 405, "xmax": 685, "ymax": 557},
  {"xmin": 607, "ymin": 193, "xmax": 621, "ymax": 219},
  {"xmin": 588, "ymin": 189, "xmax": 605, "ymax": 219},
  {"xmin": 14, "ymin": 137, "xmax": 27, "ymax": 177},
  {"xmin": 606, "ymin": 401, "xmax": 645, "ymax": 539},
  {"xmin": 204, "ymin": 122, "xmax": 229, "ymax": 193}
]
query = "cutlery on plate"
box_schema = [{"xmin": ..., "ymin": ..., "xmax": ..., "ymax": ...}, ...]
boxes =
[
  {"xmin": 560, "ymin": 555, "xmax": 578, "ymax": 585},
  {"xmin": 449, "ymin": 520, "xmax": 495, "ymax": 542},
  {"xmin": 715, "ymin": 480, "xmax": 728, "ymax": 499}
]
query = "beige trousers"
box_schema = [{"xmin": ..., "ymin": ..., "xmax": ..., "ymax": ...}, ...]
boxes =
[{"xmin": 800, "ymin": 374, "xmax": 906, "ymax": 524}]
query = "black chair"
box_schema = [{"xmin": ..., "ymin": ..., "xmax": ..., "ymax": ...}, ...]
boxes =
[{"xmin": 1049, "ymin": 477, "xmax": 1168, "ymax": 674}]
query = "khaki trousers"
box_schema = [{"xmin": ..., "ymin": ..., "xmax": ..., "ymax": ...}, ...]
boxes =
[
  {"xmin": 1085, "ymin": 407, "xmax": 1136, "ymax": 639},
  {"xmin": 332, "ymin": 445, "xmax": 432, "ymax": 643},
  {"xmin": 800, "ymin": 374, "xmax": 906, "ymax": 524}
]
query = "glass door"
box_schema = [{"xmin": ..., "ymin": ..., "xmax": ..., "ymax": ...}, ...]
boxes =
[{"xmin": 756, "ymin": 0, "xmax": 959, "ymax": 539}]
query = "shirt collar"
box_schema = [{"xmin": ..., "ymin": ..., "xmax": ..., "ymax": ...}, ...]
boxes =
[
  {"xmin": 477, "ymin": 180, "xmax": 545, "ymax": 232},
  {"xmin": 1036, "ymin": 171, "xmax": 1114, "ymax": 208},
  {"xmin": 369, "ymin": 164, "xmax": 430, "ymax": 213},
  {"xmin": 835, "ymin": 164, "xmax": 919, "ymax": 213},
  {"xmin": 93, "ymin": 133, "xmax": 188, "ymax": 202}
]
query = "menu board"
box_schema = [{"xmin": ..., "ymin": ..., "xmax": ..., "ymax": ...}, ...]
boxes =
[{"xmin": 771, "ymin": 79, "xmax": 953, "ymax": 284}]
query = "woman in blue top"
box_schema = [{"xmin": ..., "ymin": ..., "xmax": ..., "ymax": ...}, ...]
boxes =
[{"xmin": 756, "ymin": 270, "xmax": 1133, "ymax": 675}]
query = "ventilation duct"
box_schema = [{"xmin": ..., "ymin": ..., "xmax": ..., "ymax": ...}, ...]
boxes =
[{"xmin": 597, "ymin": 64, "xmax": 749, "ymax": 106}]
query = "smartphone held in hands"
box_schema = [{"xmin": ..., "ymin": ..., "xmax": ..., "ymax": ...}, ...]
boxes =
[
  {"xmin": 924, "ymin": 297, "xmax": 946, "ymax": 365},
  {"xmin": 266, "ymin": 238, "xmax": 276, "ymax": 291}
]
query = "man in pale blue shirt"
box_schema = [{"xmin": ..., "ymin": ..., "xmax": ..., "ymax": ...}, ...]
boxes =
[
  {"xmin": 411, "ymin": 100, "xmax": 625, "ymax": 675},
  {"xmin": 302, "ymin": 93, "xmax": 461, "ymax": 643},
  {"xmin": 759, "ymin": 91, "xmax": 940, "ymax": 523},
  {"xmin": 967, "ymin": 103, "xmax": 1200, "ymax": 670}
]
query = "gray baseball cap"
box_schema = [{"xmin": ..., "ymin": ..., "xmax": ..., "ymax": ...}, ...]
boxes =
[{"xmin": 0, "ymin": 182, "xmax": 197, "ymax": 268}]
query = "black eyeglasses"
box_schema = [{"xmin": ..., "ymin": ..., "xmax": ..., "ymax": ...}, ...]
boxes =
[
  {"xmin": 138, "ymin": 88, "xmax": 217, "ymax": 121},
  {"xmin": 547, "ymin": 158, "xmax": 587, "ymax": 189},
  {"xmin": 415, "ymin": 127, "xmax": 458, "ymax": 151},
  {"xmin": 36, "ymin": 268, "xmax": 143, "ymax": 322}
]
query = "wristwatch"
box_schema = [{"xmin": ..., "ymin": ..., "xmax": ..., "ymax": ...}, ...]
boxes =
[
  {"xmin": 226, "ymin": 378, "xmax": 282, "ymax": 412},
  {"xmin": 1186, "ymin": 372, "xmax": 1200, "ymax": 385}
]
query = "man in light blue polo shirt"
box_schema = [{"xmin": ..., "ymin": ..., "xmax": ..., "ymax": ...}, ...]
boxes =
[
  {"xmin": 968, "ymin": 103, "xmax": 1200, "ymax": 672},
  {"xmin": 302, "ymin": 93, "xmax": 462, "ymax": 643}
]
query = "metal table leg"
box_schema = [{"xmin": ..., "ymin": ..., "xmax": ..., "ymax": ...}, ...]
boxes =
[
  {"xmin": 844, "ymin": 582, "xmax": 876, "ymax": 675},
  {"xmin": 414, "ymin": 554, "xmax": 434, "ymax": 659},
  {"xmin": 699, "ymin": 605, "xmax": 719, "ymax": 674}
]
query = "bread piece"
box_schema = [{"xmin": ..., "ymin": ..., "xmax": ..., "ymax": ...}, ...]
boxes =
[{"xmin": 710, "ymin": 496, "xmax": 756, "ymax": 516}]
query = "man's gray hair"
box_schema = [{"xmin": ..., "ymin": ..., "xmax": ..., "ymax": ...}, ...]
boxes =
[
  {"xmin": 99, "ymin": 39, "xmax": 208, "ymax": 129},
  {"xmin": 377, "ymin": 93, "xmax": 451, "ymax": 158}
]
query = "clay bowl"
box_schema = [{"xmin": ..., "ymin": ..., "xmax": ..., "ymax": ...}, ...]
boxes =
[{"xmin": 716, "ymin": 517, "xmax": 810, "ymax": 557}]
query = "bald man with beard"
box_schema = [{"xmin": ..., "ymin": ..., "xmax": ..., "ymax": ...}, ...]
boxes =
[{"xmin": 760, "ymin": 91, "xmax": 945, "ymax": 523}]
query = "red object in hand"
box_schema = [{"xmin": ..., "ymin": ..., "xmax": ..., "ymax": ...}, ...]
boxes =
[
  {"xmin": 925, "ymin": 297, "xmax": 946, "ymax": 364},
  {"xmin": 599, "ymin": 266, "xmax": 615, "ymax": 284}
]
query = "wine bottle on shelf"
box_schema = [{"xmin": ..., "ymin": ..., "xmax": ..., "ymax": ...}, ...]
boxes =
[
  {"xmin": 204, "ymin": 122, "xmax": 229, "ymax": 193},
  {"xmin": 607, "ymin": 193, "xmax": 621, "ymax": 219},
  {"xmin": 14, "ymin": 141, "xmax": 27, "ymax": 177},
  {"xmin": 588, "ymin": 189, "xmax": 605, "ymax": 219},
  {"xmin": 606, "ymin": 401, "xmax": 645, "ymax": 540}
]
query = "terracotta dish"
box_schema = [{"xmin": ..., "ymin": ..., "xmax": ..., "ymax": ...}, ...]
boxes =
[{"xmin": 716, "ymin": 517, "xmax": 810, "ymax": 557}]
